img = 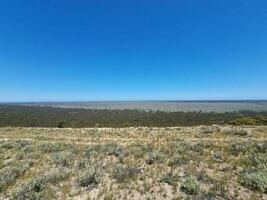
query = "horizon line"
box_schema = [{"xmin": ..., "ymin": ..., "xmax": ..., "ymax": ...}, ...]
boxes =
[{"xmin": 1, "ymin": 99, "xmax": 267, "ymax": 104}]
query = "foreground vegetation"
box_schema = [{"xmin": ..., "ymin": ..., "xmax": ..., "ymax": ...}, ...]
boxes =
[
  {"xmin": 0, "ymin": 105, "xmax": 267, "ymax": 127},
  {"xmin": 0, "ymin": 126, "xmax": 266, "ymax": 199}
]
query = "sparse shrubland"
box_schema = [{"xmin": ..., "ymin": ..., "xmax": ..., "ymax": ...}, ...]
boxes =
[{"xmin": 0, "ymin": 126, "xmax": 266, "ymax": 199}]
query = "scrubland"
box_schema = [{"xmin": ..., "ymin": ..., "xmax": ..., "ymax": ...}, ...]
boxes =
[{"xmin": 0, "ymin": 126, "xmax": 266, "ymax": 199}]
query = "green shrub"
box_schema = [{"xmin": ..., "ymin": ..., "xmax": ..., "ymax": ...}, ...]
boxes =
[
  {"xmin": 0, "ymin": 140, "xmax": 30, "ymax": 150},
  {"xmin": 103, "ymin": 143, "xmax": 127, "ymax": 157},
  {"xmin": 181, "ymin": 175, "xmax": 200, "ymax": 195},
  {"xmin": 145, "ymin": 151, "xmax": 165, "ymax": 165},
  {"xmin": 79, "ymin": 168, "xmax": 100, "ymax": 187},
  {"xmin": 222, "ymin": 127, "xmax": 248, "ymax": 136},
  {"xmin": 128, "ymin": 144, "xmax": 151, "ymax": 159},
  {"xmin": 209, "ymin": 179, "xmax": 229, "ymax": 198},
  {"xmin": 212, "ymin": 151, "xmax": 224, "ymax": 163},
  {"xmin": 171, "ymin": 141, "xmax": 190, "ymax": 154},
  {"xmin": 190, "ymin": 143, "xmax": 204, "ymax": 155},
  {"xmin": 251, "ymin": 153, "xmax": 267, "ymax": 168},
  {"xmin": 168, "ymin": 153, "xmax": 188, "ymax": 166},
  {"xmin": 112, "ymin": 164, "xmax": 140, "ymax": 183},
  {"xmin": 13, "ymin": 177, "xmax": 47, "ymax": 200},
  {"xmin": 84, "ymin": 145, "xmax": 102, "ymax": 158},
  {"xmin": 196, "ymin": 170, "xmax": 213, "ymax": 183},
  {"xmin": 13, "ymin": 168, "xmax": 70, "ymax": 200},
  {"xmin": 0, "ymin": 161, "xmax": 31, "ymax": 192},
  {"xmin": 77, "ymin": 158, "xmax": 91, "ymax": 169},
  {"xmin": 241, "ymin": 168, "xmax": 267, "ymax": 193},
  {"xmin": 45, "ymin": 168, "xmax": 70, "ymax": 184},
  {"xmin": 37, "ymin": 143, "xmax": 62, "ymax": 153},
  {"xmin": 160, "ymin": 173, "xmax": 179, "ymax": 188},
  {"xmin": 200, "ymin": 126, "xmax": 220, "ymax": 134},
  {"xmin": 52, "ymin": 152, "xmax": 74, "ymax": 167},
  {"xmin": 230, "ymin": 141, "xmax": 252, "ymax": 156}
]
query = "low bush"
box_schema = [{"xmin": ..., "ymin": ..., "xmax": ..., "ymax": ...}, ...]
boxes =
[
  {"xmin": 200, "ymin": 126, "xmax": 220, "ymax": 134},
  {"xmin": 230, "ymin": 141, "xmax": 253, "ymax": 156},
  {"xmin": 45, "ymin": 168, "xmax": 70, "ymax": 184},
  {"xmin": 212, "ymin": 151, "xmax": 224, "ymax": 163},
  {"xmin": 84, "ymin": 145, "xmax": 102, "ymax": 158},
  {"xmin": 79, "ymin": 168, "xmax": 100, "ymax": 187},
  {"xmin": 37, "ymin": 143, "xmax": 62, "ymax": 153},
  {"xmin": 13, "ymin": 177, "xmax": 47, "ymax": 200},
  {"xmin": 13, "ymin": 168, "xmax": 70, "ymax": 200},
  {"xmin": 171, "ymin": 141, "xmax": 190, "ymax": 154},
  {"xmin": 145, "ymin": 151, "xmax": 165, "ymax": 165},
  {"xmin": 181, "ymin": 175, "xmax": 200, "ymax": 195},
  {"xmin": 251, "ymin": 153, "xmax": 267, "ymax": 168},
  {"xmin": 196, "ymin": 170, "xmax": 213, "ymax": 183},
  {"xmin": 190, "ymin": 143, "xmax": 205, "ymax": 155},
  {"xmin": 0, "ymin": 161, "xmax": 31, "ymax": 192},
  {"xmin": 0, "ymin": 140, "xmax": 30, "ymax": 150},
  {"xmin": 221, "ymin": 127, "xmax": 248, "ymax": 136},
  {"xmin": 112, "ymin": 164, "xmax": 140, "ymax": 183},
  {"xmin": 241, "ymin": 167, "xmax": 267, "ymax": 193},
  {"xmin": 103, "ymin": 143, "xmax": 127, "ymax": 157},
  {"xmin": 160, "ymin": 172, "xmax": 179, "ymax": 188},
  {"xmin": 168, "ymin": 153, "xmax": 188, "ymax": 166},
  {"xmin": 128, "ymin": 144, "xmax": 151, "ymax": 159},
  {"xmin": 52, "ymin": 152, "xmax": 74, "ymax": 167},
  {"xmin": 209, "ymin": 179, "xmax": 229, "ymax": 198}
]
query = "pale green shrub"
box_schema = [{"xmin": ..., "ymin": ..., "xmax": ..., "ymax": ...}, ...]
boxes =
[
  {"xmin": 181, "ymin": 175, "xmax": 200, "ymax": 195},
  {"xmin": 145, "ymin": 151, "xmax": 165, "ymax": 165},
  {"xmin": 241, "ymin": 168, "xmax": 267, "ymax": 193}
]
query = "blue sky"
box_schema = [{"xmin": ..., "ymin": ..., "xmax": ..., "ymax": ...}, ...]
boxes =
[{"xmin": 0, "ymin": 0, "xmax": 267, "ymax": 101}]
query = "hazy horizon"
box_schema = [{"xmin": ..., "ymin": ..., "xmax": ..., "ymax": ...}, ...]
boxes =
[
  {"xmin": 2, "ymin": 100, "xmax": 266, "ymax": 113},
  {"xmin": 1, "ymin": 99, "xmax": 267, "ymax": 103}
]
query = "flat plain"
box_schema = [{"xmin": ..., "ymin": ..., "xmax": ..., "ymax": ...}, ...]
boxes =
[
  {"xmin": 0, "ymin": 126, "xmax": 266, "ymax": 199},
  {"xmin": 18, "ymin": 100, "xmax": 267, "ymax": 112}
]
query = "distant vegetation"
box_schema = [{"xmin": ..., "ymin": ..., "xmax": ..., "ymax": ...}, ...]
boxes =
[{"xmin": 0, "ymin": 105, "xmax": 266, "ymax": 127}]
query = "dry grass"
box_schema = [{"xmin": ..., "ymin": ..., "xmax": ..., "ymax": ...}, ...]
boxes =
[{"xmin": 0, "ymin": 126, "xmax": 266, "ymax": 199}]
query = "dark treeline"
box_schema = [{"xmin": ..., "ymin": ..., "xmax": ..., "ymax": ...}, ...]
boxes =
[{"xmin": 0, "ymin": 105, "xmax": 266, "ymax": 127}]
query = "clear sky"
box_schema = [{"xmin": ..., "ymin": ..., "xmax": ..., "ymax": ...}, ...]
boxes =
[{"xmin": 0, "ymin": 0, "xmax": 267, "ymax": 102}]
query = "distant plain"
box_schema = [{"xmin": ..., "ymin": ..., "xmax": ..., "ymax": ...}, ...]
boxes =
[{"xmin": 14, "ymin": 100, "xmax": 267, "ymax": 113}]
